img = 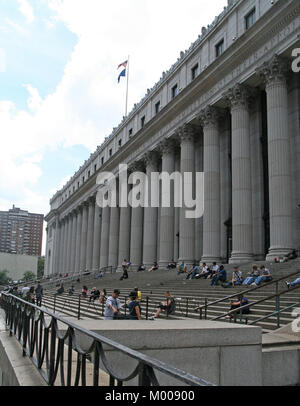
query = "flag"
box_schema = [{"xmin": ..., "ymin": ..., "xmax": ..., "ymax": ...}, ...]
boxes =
[
  {"xmin": 118, "ymin": 60, "xmax": 128, "ymax": 70},
  {"xmin": 118, "ymin": 68, "xmax": 126, "ymax": 83}
]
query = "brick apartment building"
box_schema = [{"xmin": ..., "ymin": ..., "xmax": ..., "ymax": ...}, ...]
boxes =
[{"xmin": 0, "ymin": 205, "xmax": 44, "ymax": 257}]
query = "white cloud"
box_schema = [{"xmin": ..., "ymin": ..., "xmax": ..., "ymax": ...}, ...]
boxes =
[
  {"xmin": 1, "ymin": 0, "xmax": 226, "ymax": 254},
  {"xmin": 17, "ymin": 0, "xmax": 35, "ymax": 23}
]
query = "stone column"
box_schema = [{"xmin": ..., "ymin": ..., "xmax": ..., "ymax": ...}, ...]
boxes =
[
  {"xmin": 108, "ymin": 189, "xmax": 120, "ymax": 270},
  {"xmin": 129, "ymin": 162, "xmax": 145, "ymax": 270},
  {"xmin": 54, "ymin": 219, "xmax": 61, "ymax": 275},
  {"xmin": 225, "ymin": 84, "xmax": 254, "ymax": 263},
  {"xmin": 92, "ymin": 202, "xmax": 102, "ymax": 272},
  {"xmin": 219, "ymin": 115, "xmax": 232, "ymax": 262},
  {"xmin": 174, "ymin": 150, "xmax": 181, "ymax": 262},
  {"xmin": 143, "ymin": 151, "xmax": 159, "ymax": 267},
  {"xmin": 74, "ymin": 205, "xmax": 83, "ymax": 274},
  {"xmin": 65, "ymin": 213, "xmax": 73, "ymax": 274},
  {"xmin": 70, "ymin": 210, "xmax": 77, "ymax": 274},
  {"xmin": 178, "ymin": 125, "xmax": 195, "ymax": 265},
  {"xmin": 249, "ymin": 97, "xmax": 265, "ymax": 261},
  {"xmin": 80, "ymin": 202, "xmax": 89, "ymax": 272},
  {"xmin": 85, "ymin": 197, "xmax": 95, "ymax": 272},
  {"xmin": 159, "ymin": 139, "xmax": 176, "ymax": 267},
  {"xmin": 199, "ymin": 106, "xmax": 221, "ymax": 263},
  {"xmin": 258, "ymin": 55, "xmax": 293, "ymax": 260},
  {"xmin": 61, "ymin": 218, "xmax": 68, "ymax": 274},
  {"xmin": 194, "ymin": 134, "xmax": 204, "ymax": 263},
  {"xmin": 99, "ymin": 205, "xmax": 110, "ymax": 270},
  {"xmin": 118, "ymin": 181, "xmax": 131, "ymax": 269}
]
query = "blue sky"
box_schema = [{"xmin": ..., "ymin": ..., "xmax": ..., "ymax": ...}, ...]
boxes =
[{"xmin": 0, "ymin": 0, "xmax": 226, "ymax": 253}]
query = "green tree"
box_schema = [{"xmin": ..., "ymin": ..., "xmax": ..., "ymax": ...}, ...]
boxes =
[
  {"xmin": 23, "ymin": 271, "xmax": 36, "ymax": 282},
  {"xmin": 0, "ymin": 269, "xmax": 10, "ymax": 285}
]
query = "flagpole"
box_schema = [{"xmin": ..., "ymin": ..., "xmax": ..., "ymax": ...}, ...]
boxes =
[{"xmin": 125, "ymin": 55, "xmax": 130, "ymax": 117}]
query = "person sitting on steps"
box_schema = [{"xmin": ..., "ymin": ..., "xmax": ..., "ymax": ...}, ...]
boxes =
[
  {"xmin": 210, "ymin": 265, "xmax": 227, "ymax": 286},
  {"xmin": 148, "ymin": 262, "xmax": 159, "ymax": 272},
  {"xmin": 177, "ymin": 261, "xmax": 187, "ymax": 275},
  {"xmin": 149, "ymin": 291, "xmax": 176, "ymax": 320}
]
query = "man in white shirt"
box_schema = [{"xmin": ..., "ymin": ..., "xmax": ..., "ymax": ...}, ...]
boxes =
[{"xmin": 21, "ymin": 284, "xmax": 30, "ymax": 298}]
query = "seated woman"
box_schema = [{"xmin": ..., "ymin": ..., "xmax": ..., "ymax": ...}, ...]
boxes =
[
  {"xmin": 81, "ymin": 286, "xmax": 89, "ymax": 298},
  {"xmin": 177, "ymin": 262, "xmax": 187, "ymax": 275},
  {"xmin": 148, "ymin": 262, "xmax": 159, "ymax": 272},
  {"xmin": 99, "ymin": 289, "xmax": 107, "ymax": 304}
]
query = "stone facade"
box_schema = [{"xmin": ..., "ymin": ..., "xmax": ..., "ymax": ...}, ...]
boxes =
[{"xmin": 45, "ymin": 0, "xmax": 300, "ymax": 276}]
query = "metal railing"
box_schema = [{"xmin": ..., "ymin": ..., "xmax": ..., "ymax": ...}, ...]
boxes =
[
  {"xmin": 195, "ymin": 269, "xmax": 300, "ymax": 322},
  {"xmin": 0, "ymin": 292, "xmax": 213, "ymax": 387},
  {"xmin": 212, "ymin": 283, "xmax": 300, "ymax": 328}
]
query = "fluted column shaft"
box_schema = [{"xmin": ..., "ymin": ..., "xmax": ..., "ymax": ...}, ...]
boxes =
[
  {"xmin": 258, "ymin": 56, "xmax": 293, "ymax": 259},
  {"xmin": 99, "ymin": 206, "xmax": 110, "ymax": 270},
  {"xmin": 65, "ymin": 214, "xmax": 73, "ymax": 274},
  {"xmin": 92, "ymin": 204, "xmax": 102, "ymax": 272},
  {"xmin": 143, "ymin": 152, "xmax": 159, "ymax": 267},
  {"xmin": 80, "ymin": 203, "xmax": 89, "ymax": 271},
  {"xmin": 179, "ymin": 125, "xmax": 195, "ymax": 265},
  {"xmin": 118, "ymin": 180, "xmax": 131, "ymax": 268},
  {"xmin": 74, "ymin": 207, "xmax": 83, "ymax": 273},
  {"xmin": 54, "ymin": 221, "xmax": 61, "ymax": 275},
  {"xmin": 108, "ymin": 204, "xmax": 120, "ymax": 269},
  {"xmin": 200, "ymin": 107, "xmax": 221, "ymax": 263},
  {"xmin": 226, "ymin": 84, "xmax": 253, "ymax": 263},
  {"xmin": 61, "ymin": 219, "xmax": 68, "ymax": 273},
  {"xmin": 86, "ymin": 198, "xmax": 95, "ymax": 271},
  {"xmin": 70, "ymin": 212, "xmax": 77, "ymax": 274},
  {"xmin": 159, "ymin": 141, "xmax": 175, "ymax": 267}
]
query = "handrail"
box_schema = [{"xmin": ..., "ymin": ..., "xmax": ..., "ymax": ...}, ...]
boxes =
[
  {"xmin": 0, "ymin": 292, "xmax": 214, "ymax": 387},
  {"xmin": 210, "ymin": 283, "xmax": 300, "ymax": 323},
  {"xmin": 194, "ymin": 269, "xmax": 300, "ymax": 312}
]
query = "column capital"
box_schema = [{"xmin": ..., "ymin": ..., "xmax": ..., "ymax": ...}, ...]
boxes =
[
  {"xmin": 256, "ymin": 54, "xmax": 289, "ymax": 87},
  {"xmin": 224, "ymin": 83, "xmax": 256, "ymax": 110},
  {"xmin": 158, "ymin": 138, "xmax": 176, "ymax": 155},
  {"xmin": 177, "ymin": 123, "xmax": 195, "ymax": 143},
  {"xmin": 142, "ymin": 150, "xmax": 160, "ymax": 168},
  {"xmin": 128, "ymin": 160, "xmax": 145, "ymax": 174},
  {"xmin": 199, "ymin": 106, "xmax": 224, "ymax": 128}
]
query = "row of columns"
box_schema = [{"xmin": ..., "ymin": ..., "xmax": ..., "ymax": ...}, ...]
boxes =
[{"xmin": 49, "ymin": 55, "xmax": 295, "ymax": 275}]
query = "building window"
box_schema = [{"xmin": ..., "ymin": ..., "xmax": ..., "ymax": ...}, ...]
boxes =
[
  {"xmin": 215, "ymin": 39, "xmax": 224, "ymax": 58},
  {"xmin": 129, "ymin": 128, "xmax": 133, "ymax": 137},
  {"xmin": 245, "ymin": 8, "xmax": 256, "ymax": 30},
  {"xmin": 118, "ymin": 139, "xmax": 122, "ymax": 147},
  {"xmin": 141, "ymin": 116, "xmax": 145, "ymax": 128},
  {"xmin": 155, "ymin": 101, "xmax": 160, "ymax": 114},
  {"xmin": 88, "ymin": 170, "xmax": 90, "ymax": 178},
  {"xmin": 109, "ymin": 149, "xmax": 112, "ymax": 157},
  {"xmin": 94, "ymin": 164, "xmax": 97, "ymax": 173},
  {"xmin": 77, "ymin": 182, "xmax": 80, "ymax": 189},
  {"xmin": 101, "ymin": 157, "xmax": 104, "ymax": 165},
  {"xmin": 191, "ymin": 64, "xmax": 199, "ymax": 80},
  {"xmin": 171, "ymin": 84, "xmax": 178, "ymax": 99},
  {"xmin": 82, "ymin": 176, "xmax": 85, "ymax": 183}
]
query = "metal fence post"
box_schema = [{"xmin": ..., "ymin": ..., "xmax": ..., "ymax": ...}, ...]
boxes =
[
  {"xmin": 145, "ymin": 297, "xmax": 149, "ymax": 320},
  {"xmin": 53, "ymin": 295, "xmax": 56, "ymax": 314},
  {"xmin": 78, "ymin": 294, "xmax": 81, "ymax": 320},
  {"xmin": 275, "ymin": 281, "xmax": 280, "ymax": 328},
  {"xmin": 204, "ymin": 298, "xmax": 208, "ymax": 320}
]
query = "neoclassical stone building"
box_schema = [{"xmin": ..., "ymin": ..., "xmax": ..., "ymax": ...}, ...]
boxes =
[{"xmin": 45, "ymin": 0, "xmax": 300, "ymax": 276}]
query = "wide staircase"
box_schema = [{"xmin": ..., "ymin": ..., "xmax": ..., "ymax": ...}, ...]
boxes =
[{"xmin": 35, "ymin": 258, "xmax": 300, "ymax": 334}]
